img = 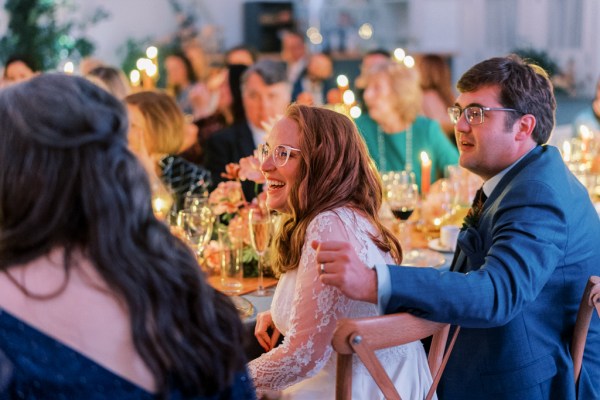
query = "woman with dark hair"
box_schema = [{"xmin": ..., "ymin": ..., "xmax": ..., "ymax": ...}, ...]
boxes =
[
  {"xmin": 165, "ymin": 51, "xmax": 198, "ymax": 115},
  {"xmin": 2, "ymin": 54, "xmax": 39, "ymax": 86},
  {"xmin": 0, "ymin": 74, "xmax": 255, "ymax": 399},
  {"xmin": 417, "ymin": 54, "xmax": 457, "ymax": 142},
  {"xmin": 248, "ymin": 105, "xmax": 434, "ymax": 399}
]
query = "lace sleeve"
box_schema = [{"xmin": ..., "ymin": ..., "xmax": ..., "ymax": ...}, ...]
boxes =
[{"xmin": 248, "ymin": 211, "xmax": 361, "ymax": 391}]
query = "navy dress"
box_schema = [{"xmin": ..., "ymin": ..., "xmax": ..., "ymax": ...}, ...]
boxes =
[{"xmin": 0, "ymin": 310, "xmax": 256, "ymax": 400}]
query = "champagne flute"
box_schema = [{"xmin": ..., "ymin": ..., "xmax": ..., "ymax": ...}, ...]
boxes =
[
  {"xmin": 249, "ymin": 208, "xmax": 273, "ymax": 296},
  {"xmin": 177, "ymin": 206, "xmax": 215, "ymax": 262}
]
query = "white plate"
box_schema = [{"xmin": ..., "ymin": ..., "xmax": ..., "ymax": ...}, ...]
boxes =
[
  {"xmin": 402, "ymin": 248, "xmax": 446, "ymax": 268},
  {"xmin": 428, "ymin": 238, "xmax": 455, "ymax": 253}
]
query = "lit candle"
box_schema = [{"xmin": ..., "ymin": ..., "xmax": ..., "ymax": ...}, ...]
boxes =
[
  {"xmin": 130, "ymin": 70, "xmax": 141, "ymax": 87},
  {"xmin": 420, "ymin": 151, "xmax": 431, "ymax": 196},
  {"xmin": 336, "ymin": 75, "xmax": 349, "ymax": 91},
  {"xmin": 63, "ymin": 61, "xmax": 74, "ymax": 74}
]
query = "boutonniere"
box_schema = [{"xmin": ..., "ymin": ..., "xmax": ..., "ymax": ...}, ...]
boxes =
[{"xmin": 461, "ymin": 203, "xmax": 483, "ymax": 230}]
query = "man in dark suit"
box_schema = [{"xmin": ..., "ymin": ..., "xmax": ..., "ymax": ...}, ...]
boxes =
[
  {"xmin": 204, "ymin": 60, "xmax": 291, "ymax": 201},
  {"xmin": 313, "ymin": 56, "xmax": 600, "ymax": 399}
]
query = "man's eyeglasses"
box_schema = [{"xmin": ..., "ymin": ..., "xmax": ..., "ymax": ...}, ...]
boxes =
[
  {"xmin": 447, "ymin": 106, "xmax": 524, "ymax": 126},
  {"xmin": 258, "ymin": 144, "xmax": 301, "ymax": 167}
]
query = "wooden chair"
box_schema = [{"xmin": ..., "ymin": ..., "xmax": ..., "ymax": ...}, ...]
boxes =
[
  {"xmin": 332, "ymin": 313, "xmax": 460, "ymax": 400},
  {"xmin": 571, "ymin": 275, "xmax": 600, "ymax": 394}
]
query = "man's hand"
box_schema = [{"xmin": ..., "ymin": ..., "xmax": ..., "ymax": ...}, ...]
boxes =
[{"xmin": 312, "ymin": 240, "xmax": 378, "ymax": 304}]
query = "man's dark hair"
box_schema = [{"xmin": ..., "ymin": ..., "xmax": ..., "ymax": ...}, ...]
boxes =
[
  {"xmin": 241, "ymin": 59, "xmax": 288, "ymax": 87},
  {"xmin": 457, "ymin": 55, "xmax": 556, "ymax": 144}
]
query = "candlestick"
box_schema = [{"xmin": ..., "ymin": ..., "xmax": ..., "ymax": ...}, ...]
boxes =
[{"xmin": 420, "ymin": 151, "xmax": 431, "ymax": 196}]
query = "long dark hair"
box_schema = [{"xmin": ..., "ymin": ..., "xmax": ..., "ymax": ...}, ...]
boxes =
[
  {"xmin": 273, "ymin": 105, "xmax": 402, "ymax": 273},
  {"xmin": 0, "ymin": 74, "xmax": 246, "ymax": 398}
]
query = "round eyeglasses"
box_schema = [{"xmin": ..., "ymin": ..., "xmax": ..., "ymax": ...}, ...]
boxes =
[
  {"xmin": 258, "ymin": 144, "xmax": 301, "ymax": 167},
  {"xmin": 447, "ymin": 106, "xmax": 524, "ymax": 126}
]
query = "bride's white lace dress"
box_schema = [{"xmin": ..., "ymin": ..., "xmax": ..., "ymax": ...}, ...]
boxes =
[{"xmin": 248, "ymin": 207, "xmax": 434, "ymax": 399}]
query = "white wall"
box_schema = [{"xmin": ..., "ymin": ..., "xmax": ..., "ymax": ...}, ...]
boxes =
[{"xmin": 1, "ymin": 0, "xmax": 599, "ymax": 95}]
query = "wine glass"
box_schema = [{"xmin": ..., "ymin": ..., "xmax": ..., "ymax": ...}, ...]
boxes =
[
  {"xmin": 183, "ymin": 192, "xmax": 208, "ymax": 212},
  {"xmin": 387, "ymin": 171, "xmax": 419, "ymax": 252},
  {"xmin": 177, "ymin": 206, "xmax": 215, "ymax": 261},
  {"xmin": 249, "ymin": 208, "xmax": 273, "ymax": 296}
]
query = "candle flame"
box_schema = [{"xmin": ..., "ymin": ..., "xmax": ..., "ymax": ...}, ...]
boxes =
[
  {"xmin": 336, "ymin": 75, "xmax": 349, "ymax": 88},
  {"xmin": 420, "ymin": 151, "xmax": 431, "ymax": 165}
]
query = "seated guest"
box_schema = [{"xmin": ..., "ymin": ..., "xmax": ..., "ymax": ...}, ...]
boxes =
[
  {"xmin": 249, "ymin": 105, "xmax": 434, "ymax": 399},
  {"xmin": 86, "ymin": 65, "xmax": 131, "ymax": 100},
  {"xmin": 204, "ymin": 60, "xmax": 291, "ymax": 201},
  {"xmin": 0, "ymin": 74, "xmax": 254, "ymax": 399},
  {"xmin": 124, "ymin": 91, "xmax": 211, "ymax": 212},
  {"xmin": 316, "ymin": 55, "xmax": 600, "ymax": 400},
  {"xmin": 355, "ymin": 60, "xmax": 458, "ymax": 191},
  {"xmin": 225, "ymin": 45, "xmax": 257, "ymax": 66},
  {"xmin": 417, "ymin": 54, "xmax": 457, "ymax": 143},
  {"xmin": 291, "ymin": 53, "xmax": 335, "ymax": 106},
  {"xmin": 180, "ymin": 64, "xmax": 249, "ymax": 165},
  {"xmin": 2, "ymin": 55, "xmax": 39, "ymax": 86}
]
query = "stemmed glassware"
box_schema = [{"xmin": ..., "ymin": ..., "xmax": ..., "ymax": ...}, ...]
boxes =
[
  {"xmin": 249, "ymin": 207, "xmax": 273, "ymax": 296},
  {"xmin": 177, "ymin": 205, "xmax": 215, "ymax": 262},
  {"xmin": 386, "ymin": 171, "xmax": 419, "ymax": 257}
]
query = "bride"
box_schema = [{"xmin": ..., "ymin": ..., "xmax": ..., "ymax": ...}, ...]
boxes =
[{"xmin": 247, "ymin": 104, "xmax": 434, "ymax": 399}]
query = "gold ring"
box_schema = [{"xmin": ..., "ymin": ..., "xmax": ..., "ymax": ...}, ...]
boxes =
[{"xmin": 320, "ymin": 263, "xmax": 326, "ymax": 274}]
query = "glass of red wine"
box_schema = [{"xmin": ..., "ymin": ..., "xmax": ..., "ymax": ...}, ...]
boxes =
[{"xmin": 387, "ymin": 171, "xmax": 419, "ymax": 251}]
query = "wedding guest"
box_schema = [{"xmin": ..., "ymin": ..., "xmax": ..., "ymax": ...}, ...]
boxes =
[
  {"xmin": 164, "ymin": 51, "xmax": 199, "ymax": 115},
  {"xmin": 315, "ymin": 55, "xmax": 600, "ymax": 400},
  {"xmin": 354, "ymin": 48, "xmax": 391, "ymax": 112},
  {"xmin": 86, "ymin": 65, "xmax": 131, "ymax": 100},
  {"xmin": 291, "ymin": 53, "xmax": 335, "ymax": 106},
  {"xmin": 355, "ymin": 60, "xmax": 458, "ymax": 191},
  {"xmin": 417, "ymin": 54, "xmax": 456, "ymax": 143},
  {"xmin": 248, "ymin": 104, "xmax": 434, "ymax": 399},
  {"xmin": 0, "ymin": 73, "xmax": 254, "ymax": 399},
  {"xmin": 204, "ymin": 60, "xmax": 291, "ymax": 201},
  {"xmin": 281, "ymin": 30, "xmax": 308, "ymax": 84},
  {"xmin": 125, "ymin": 90, "xmax": 211, "ymax": 212},
  {"xmin": 180, "ymin": 64, "xmax": 249, "ymax": 165},
  {"xmin": 225, "ymin": 45, "xmax": 257, "ymax": 66},
  {"xmin": 3, "ymin": 55, "xmax": 38, "ymax": 85}
]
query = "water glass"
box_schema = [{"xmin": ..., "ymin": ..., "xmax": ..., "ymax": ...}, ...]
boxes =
[{"xmin": 217, "ymin": 226, "xmax": 243, "ymax": 294}]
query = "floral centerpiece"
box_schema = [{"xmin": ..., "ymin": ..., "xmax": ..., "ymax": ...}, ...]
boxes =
[{"xmin": 203, "ymin": 154, "xmax": 274, "ymax": 278}]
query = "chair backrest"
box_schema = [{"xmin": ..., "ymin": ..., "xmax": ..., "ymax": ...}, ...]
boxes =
[
  {"xmin": 571, "ymin": 275, "xmax": 600, "ymax": 394},
  {"xmin": 331, "ymin": 312, "xmax": 460, "ymax": 400}
]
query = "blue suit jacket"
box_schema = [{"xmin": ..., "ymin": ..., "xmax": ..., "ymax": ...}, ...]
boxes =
[{"xmin": 385, "ymin": 146, "xmax": 600, "ymax": 399}]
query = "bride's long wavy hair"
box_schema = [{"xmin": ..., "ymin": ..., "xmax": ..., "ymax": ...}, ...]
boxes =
[
  {"xmin": 0, "ymin": 74, "xmax": 246, "ymax": 398},
  {"xmin": 272, "ymin": 104, "xmax": 402, "ymax": 274}
]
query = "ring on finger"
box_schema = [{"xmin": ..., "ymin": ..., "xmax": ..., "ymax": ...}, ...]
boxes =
[{"xmin": 320, "ymin": 263, "xmax": 326, "ymax": 274}]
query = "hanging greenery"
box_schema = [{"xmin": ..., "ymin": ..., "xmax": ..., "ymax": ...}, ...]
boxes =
[{"xmin": 0, "ymin": 0, "xmax": 110, "ymax": 71}]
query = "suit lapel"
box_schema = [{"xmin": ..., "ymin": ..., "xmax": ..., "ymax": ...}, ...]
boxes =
[{"xmin": 450, "ymin": 146, "xmax": 545, "ymax": 274}]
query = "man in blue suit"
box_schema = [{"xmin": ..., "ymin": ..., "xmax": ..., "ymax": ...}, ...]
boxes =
[{"xmin": 314, "ymin": 56, "xmax": 600, "ymax": 399}]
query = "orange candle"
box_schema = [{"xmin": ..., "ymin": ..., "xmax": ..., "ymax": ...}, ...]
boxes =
[{"xmin": 420, "ymin": 151, "xmax": 431, "ymax": 196}]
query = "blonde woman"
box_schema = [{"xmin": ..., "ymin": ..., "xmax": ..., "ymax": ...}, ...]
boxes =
[
  {"xmin": 125, "ymin": 91, "xmax": 211, "ymax": 211},
  {"xmin": 355, "ymin": 60, "xmax": 458, "ymax": 190}
]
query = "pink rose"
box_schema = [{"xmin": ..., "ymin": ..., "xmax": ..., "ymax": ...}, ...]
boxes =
[
  {"xmin": 208, "ymin": 181, "xmax": 246, "ymax": 215},
  {"xmin": 239, "ymin": 155, "xmax": 265, "ymax": 184}
]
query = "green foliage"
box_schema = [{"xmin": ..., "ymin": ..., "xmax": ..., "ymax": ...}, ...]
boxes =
[{"xmin": 0, "ymin": 0, "xmax": 109, "ymax": 71}]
